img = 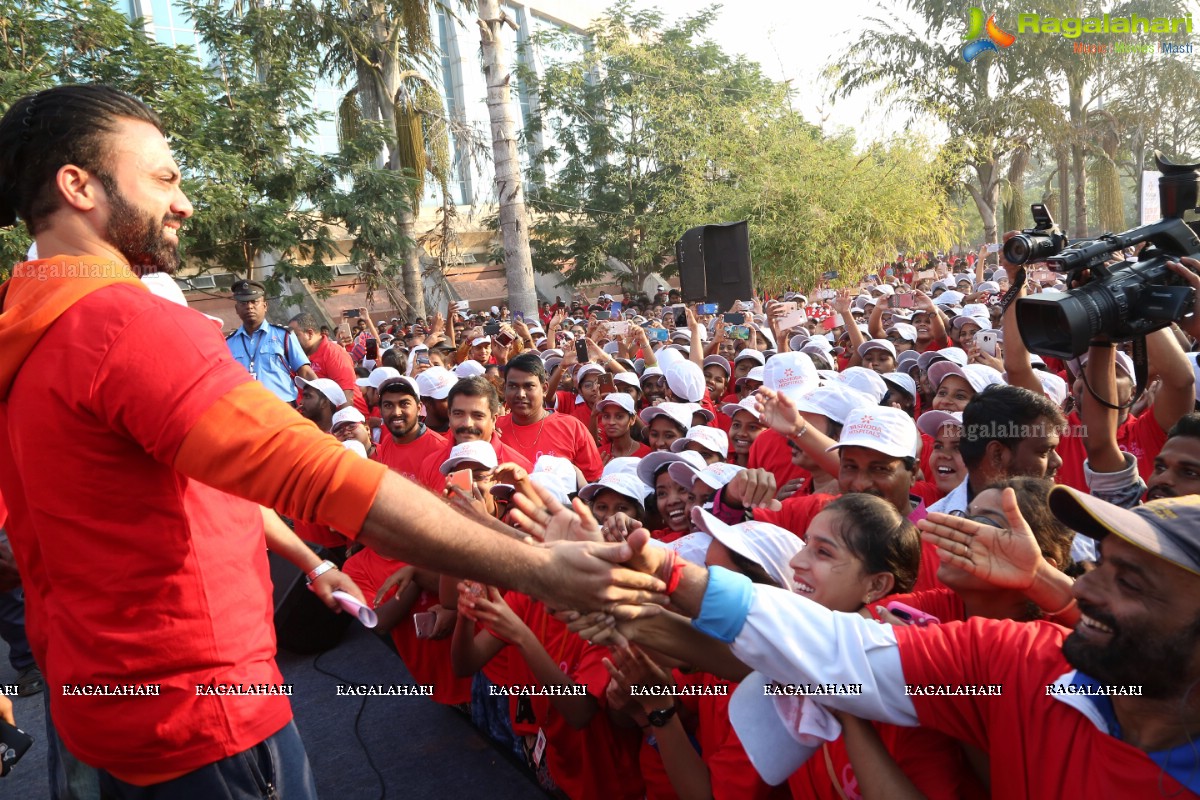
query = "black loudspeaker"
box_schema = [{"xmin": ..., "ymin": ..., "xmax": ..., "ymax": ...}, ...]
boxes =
[
  {"xmin": 675, "ymin": 221, "xmax": 754, "ymax": 310},
  {"xmin": 269, "ymin": 546, "xmax": 352, "ymax": 654}
]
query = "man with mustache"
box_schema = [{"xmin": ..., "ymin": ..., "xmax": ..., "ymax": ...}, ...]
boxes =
[
  {"xmin": 417, "ymin": 376, "xmax": 532, "ymax": 492},
  {"xmin": 642, "ymin": 490, "xmax": 1200, "ymax": 798}
]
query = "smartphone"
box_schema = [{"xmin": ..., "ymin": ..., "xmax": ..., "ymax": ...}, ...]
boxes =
[
  {"xmin": 817, "ymin": 289, "xmax": 837, "ymax": 301},
  {"xmin": 778, "ymin": 310, "xmax": 807, "ymax": 331},
  {"xmin": 343, "ymin": 309, "xmax": 361, "ymax": 319},
  {"xmin": 605, "ymin": 321, "xmax": 630, "ymax": 337},
  {"xmin": 484, "ymin": 321, "xmax": 501, "ymax": 335},
  {"xmin": 365, "ymin": 337, "xmax": 379, "ymax": 360},
  {"xmin": 454, "ymin": 300, "xmax": 470, "ymax": 312},
  {"xmin": 416, "ymin": 353, "xmax": 431, "ymax": 366},
  {"xmin": 1031, "ymin": 268, "xmax": 1054, "ymax": 283},
  {"xmin": 593, "ymin": 310, "xmax": 611, "ymax": 321},
  {"xmin": 448, "ymin": 468, "xmax": 473, "ymax": 493},
  {"xmin": 556, "ymin": 331, "xmax": 570, "ymax": 347},
  {"xmin": 889, "ymin": 293, "xmax": 915, "ymax": 309},
  {"xmin": 775, "ymin": 301, "xmax": 798, "ymax": 314},
  {"xmin": 985, "ymin": 242, "xmax": 1002, "ymax": 254},
  {"xmin": 644, "ymin": 327, "xmax": 669, "ymax": 342},
  {"xmin": 575, "ymin": 339, "xmax": 590, "ymax": 363},
  {"xmin": 729, "ymin": 325, "xmax": 751, "ymax": 340},
  {"xmin": 0, "ymin": 720, "xmax": 32, "ymax": 777},
  {"xmin": 598, "ymin": 373, "xmax": 616, "ymax": 396},
  {"xmin": 610, "ymin": 301, "xmax": 623, "ymax": 315},
  {"xmin": 722, "ymin": 312, "xmax": 746, "ymax": 325},
  {"xmin": 413, "ymin": 611, "xmax": 436, "ymax": 639},
  {"xmin": 975, "ymin": 329, "xmax": 1000, "ymax": 357},
  {"xmin": 821, "ymin": 270, "xmax": 839, "ymax": 281},
  {"xmin": 672, "ymin": 305, "xmax": 688, "ymax": 327},
  {"xmin": 885, "ymin": 601, "xmax": 941, "ymax": 626},
  {"xmin": 698, "ymin": 303, "xmax": 719, "ymax": 315},
  {"xmin": 494, "ymin": 330, "xmax": 515, "ymax": 347}
]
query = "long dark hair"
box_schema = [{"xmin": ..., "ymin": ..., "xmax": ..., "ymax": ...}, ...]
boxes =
[{"xmin": 824, "ymin": 494, "xmax": 921, "ymax": 593}]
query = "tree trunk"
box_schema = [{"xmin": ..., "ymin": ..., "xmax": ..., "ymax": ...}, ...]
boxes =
[
  {"xmin": 478, "ymin": 0, "xmax": 537, "ymax": 320},
  {"xmin": 1057, "ymin": 147, "xmax": 1071, "ymax": 232},
  {"xmin": 1068, "ymin": 75, "xmax": 1088, "ymax": 237},
  {"xmin": 967, "ymin": 160, "xmax": 999, "ymax": 244}
]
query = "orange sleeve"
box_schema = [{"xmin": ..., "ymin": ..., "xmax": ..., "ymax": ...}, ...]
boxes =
[{"xmin": 173, "ymin": 381, "xmax": 387, "ymax": 537}]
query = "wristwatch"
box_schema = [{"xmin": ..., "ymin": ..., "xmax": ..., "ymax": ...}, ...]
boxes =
[
  {"xmin": 305, "ymin": 559, "xmax": 337, "ymax": 585},
  {"xmin": 647, "ymin": 704, "xmax": 678, "ymax": 728}
]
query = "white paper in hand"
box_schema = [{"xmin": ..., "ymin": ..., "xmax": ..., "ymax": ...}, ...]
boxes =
[{"xmin": 331, "ymin": 590, "xmax": 378, "ymax": 628}]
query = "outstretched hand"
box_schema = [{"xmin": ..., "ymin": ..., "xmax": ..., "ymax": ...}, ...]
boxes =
[
  {"xmin": 754, "ymin": 386, "xmax": 802, "ymax": 439},
  {"xmin": 917, "ymin": 488, "xmax": 1041, "ymax": 590}
]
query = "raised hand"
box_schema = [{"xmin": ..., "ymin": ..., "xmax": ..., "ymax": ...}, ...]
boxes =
[
  {"xmin": 375, "ymin": 565, "xmax": 417, "ymax": 608},
  {"xmin": 917, "ymin": 488, "xmax": 1041, "ymax": 590},
  {"xmin": 753, "ymin": 386, "xmax": 803, "ymax": 439}
]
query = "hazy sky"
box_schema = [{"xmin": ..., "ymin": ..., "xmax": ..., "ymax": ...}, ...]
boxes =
[{"xmin": 645, "ymin": 0, "xmax": 926, "ymax": 139}]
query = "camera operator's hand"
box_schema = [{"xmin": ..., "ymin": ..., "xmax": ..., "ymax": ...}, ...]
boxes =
[{"xmin": 1169, "ymin": 258, "xmax": 1200, "ymax": 341}]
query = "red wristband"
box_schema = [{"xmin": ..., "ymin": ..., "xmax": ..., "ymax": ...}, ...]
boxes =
[{"xmin": 666, "ymin": 560, "xmax": 687, "ymax": 595}]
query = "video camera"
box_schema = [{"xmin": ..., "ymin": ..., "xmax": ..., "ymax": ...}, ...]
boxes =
[{"xmin": 1013, "ymin": 154, "xmax": 1200, "ymax": 359}]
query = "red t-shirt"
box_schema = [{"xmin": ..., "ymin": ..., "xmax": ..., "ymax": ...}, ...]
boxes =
[
  {"xmin": 373, "ymin": 427, "xmax": 447, "ymax": 483},
  {"xmin": 341, "ymin": 547, "xmax": 471, "ymax": 705},
  {"xmin": 753, "ymin": 493, "xmax": 837, "ymax": 537},
  {"xmin": 896, "ymin": 617, "xmax": 1197, "ymax": 797},
  {"xmin": 786, "ymin": 721, "xmax": 973, "ymax": 800},
  {"xmin": 1055, "ymin": 409, "xmax": 1168, "ymax": 493},
  {"xmin": 599, "ymin": 442, "xmax": 652, "ymax": 464},
  {"xmin": 747, "ymin": 430, "xmax": 812, "ymax": 490},
  {"xmin": 496, "ymin": 412, "xmax": 604, "ymax": 482},
  {"xmin": 0, "ymin": 282, "xmax": 290, "ymax": 778},
  {"xmin": 872, "ymin": 587, "xmax": 967, "ymax": 624},
  {"xmin": 504, "ymin": 592, "xmax": 644, "ymax": 800},
  {"xmin": 308, "ymin": 335, "xmax": 364, "ymax": 408}
]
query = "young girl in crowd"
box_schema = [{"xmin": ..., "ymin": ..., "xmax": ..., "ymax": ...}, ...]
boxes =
[{"xmin": 597, "ymin": 394, "xmax": 651, "ymax": 462}]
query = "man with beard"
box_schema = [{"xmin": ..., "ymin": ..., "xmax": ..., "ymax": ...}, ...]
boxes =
[
  {"xmin": 373, "ymin": 376, "xmax": 445, "ymax": 483},
  {"xmin": 644, "ymin": 490, "xmax": 1200, "ymax": 797},
  {"xmin": 1147, "ymin": 413, "xmax": 1200, "ymax": 502},
  {"xmin": 495, "ymin": 353, "xmax": 603, "ymax": 482},
  {"xmin": 228, "ymin": 279, "xmax": 317, "ymax": 403},
  {"xmin": 417, "ymin": 376, "xmax": 533, "ymax": 492},
  {"xmin": 0, "ymin": 85, "xmax": 664, "ymax": 797},
  {"xmin": 295, "ymin": 377, "xmax": 346, "ymax": 433}
]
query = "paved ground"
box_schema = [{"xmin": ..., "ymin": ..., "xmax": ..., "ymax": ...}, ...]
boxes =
[{"xmin": 0, "ymin": 623, "xmax": 545, "ymax": 799}]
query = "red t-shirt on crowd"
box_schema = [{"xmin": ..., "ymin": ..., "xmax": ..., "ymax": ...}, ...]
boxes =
[
  {"xmin": 373, "ymin": 427, "xmax": 447, "ymax": 483},
  {"xmin": 599, "ymin": 441, "xmax": 652, "ymax": 463},
  {"xmin": 417, "ymin": 436, "xmax": 533, "ymax": 493},
  {"xmin": 1055, "ymin": 409, "xmax": 1168, "ymax": 493},
  {"xmin": 308, "ymin": 335, "xmax": 364, "ymax": 408},
  {"xmin": 496, "ymin": 411, "xmax": 604, "ymax": 482},
  {"xmin": 747, "ymin": 430, "xmax": 812, "ymax": 491},
  {"xmin": 341, "ymin": 547, "xmax": 471, "ymax": 705},
  {"xmin": 503, "ymin": 592, "xmax": 644, "ymax": 800}
]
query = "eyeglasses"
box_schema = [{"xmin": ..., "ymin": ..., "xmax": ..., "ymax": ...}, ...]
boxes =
[{"xmin": 948, "ymin": 510, "xmax": 1007, "ymax": 529}]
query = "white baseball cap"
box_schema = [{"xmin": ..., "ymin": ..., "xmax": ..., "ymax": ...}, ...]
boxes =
[
  {"xmin": 1069, "ymin": 350, "xmax": 1135, "ymax": 383},
  {"xmin": 331, "ymin": 407, "xmax": 367, "ymax": 430},
  {"xmin": 928, "ymin": 362, "xmax": 1005, "ymax": 394},
  {"xmin": 680, "ymin": 402, "xmax": 715, "ymax": 425},
  {"xmin": 887, "ymin": 323, "xmax": 918, "ymax": 342},
  {"xmin": 871, "ymin": 284, "xmax": 896, "ymax": 297},
  {"xmin": 763, "ymin": 352, "xmax": 818, "ymax": 397},
  {"xmin": 933, "ymin": 290, "xmax": 965, "ymax": 307},
  {"xmin": 530, "ymin": 472, "xmax": 574, "ymax": 505},
  {"xmin": 636, "ymin": 450, "xmax": 707, "ymax": 490},
  {"xmin": 575, "ymin": 364, "xmax": 606, "ymax": 383},
  {"xmin": 858, "ymin": 339, "xmax": 897, "ymax": 360},
  {"xmin": 837, "ymin": 366, "xmax": 888, "ymax": 403},
  {"xmin": 377, "ymin": 375, "xmax": 421, "ymax": 401},
  {"xmin": 602, "ymin": 457, "xmax": 642, "ymax": 478},
  {"xmin": 614, "ymin": 372, "xmax": 641, "ymax": 391},
  {"xmin": 916, "ymin": 347, "xmax": 968, "ymax": 372},
  {"xmin": 596, "ymin": 393, "xmax": 636, "ymax": 415},
  {"xmin": 454, "ymin": 360, "xmax": 487, "ymax": 378},
  {"xmin": 669, "ymin": 461, "xmax": 745, "ymax": 493},
  {"xmin": 665, "ymin": 361, "xmax": 707, "ymax": 403},
  {"xmin": 470, "ymin": 336, "xmax": 491, "ymax": 347},
  {"xmin": 440, "ymin": 441, "xmax": 499, "ymax": 474},
  {"xmin": 881, "ymin": 372, "xmax": 917, "ymax": 398},
  {"xmin": 951, "ymin": 314, "xmax": 991, "ymax": 332},
  {"xmin": 657, "ymin": 347, "xmax": 685, "ymax": 371},
  {"xmin": 1035, "ymin": 370, "xmax": 1069, "ymax": 408},
  {"xmin": 639, "ymin": 402, "xmax": 694, "ymax": 432},
  {"xmin": 916, "ymin": 409, "xmax": 964, "ymax": 438},
  {"xmin": 703, "ymin": 354, "xmax": 732, "ymax": 377},
  {"xmin": 827, "ymin": 406, "xmax": 920, "ymax": 459},
  {"xmin": 692, "ymin": 508, "xmax": 799, "ymax": 591},
  {"xmin": 416, "ymin": 366, "xmax": 456, "ymax": 400},
  {"xmin": 640, "ymin": 366, "xmax": 665, "ymax": 385},
  {"xmin": 670, "ymin": 426, "xmax": 730, "ymax": 459},
  {"xmin": 790, "ymin": 385, "xmax": 876, "ymax": 425},
  {"xmin": 734, "ymin": 349, "xmax": 766, "ymax": 366},
  {"xmin": 722, "ymin": 395, "xmax": 762, "ymax": 421},
  {"xmin": 295, "ymin": 377, "xmax": 347, "ymax": 407},
  {"xmin": 532, "ymin": 455, "xmax": 578, "ymax": 488},
  {"xmin": 578, "ymin": 472, "xmax": 650, "ymax": 509},
  {"xmin": 356, "ymin": 366, "xmax": 403, "ymax": 390},
  {"xmin": 735, "ymin": 365, "xmax": 766, "ymax": 387}
]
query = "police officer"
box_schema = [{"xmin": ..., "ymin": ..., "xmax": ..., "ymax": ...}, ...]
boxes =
[{"xmin": 226, "ymin": 279, "xmax": 317, "ymax": 403}]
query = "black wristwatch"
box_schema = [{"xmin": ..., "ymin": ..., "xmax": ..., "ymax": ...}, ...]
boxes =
[{"xmin": 647, "ymin": 705, "xmax": 678, "ymax": 728}]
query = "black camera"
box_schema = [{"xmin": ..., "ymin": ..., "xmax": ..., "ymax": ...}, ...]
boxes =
[
  {"xmin": 1003, "ymin": 204, "xmax": 1070, "ymax": 266},
  {"xmin": 1015, "ymin": 154, "xmax": 1200, "ymax": 359}
]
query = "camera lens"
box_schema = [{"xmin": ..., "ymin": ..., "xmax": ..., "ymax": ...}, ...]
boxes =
[{"xmin": 1003, "ymin": 235, "xmax": 1035, "ymax": 265}]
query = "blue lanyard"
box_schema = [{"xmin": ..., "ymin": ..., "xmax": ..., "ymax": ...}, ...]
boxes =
[{"xmin": 241, "ymin": 328, "xmax": 269, "ymax": 374}]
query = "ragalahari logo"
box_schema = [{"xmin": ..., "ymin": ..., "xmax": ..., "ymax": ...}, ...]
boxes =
[{"xmin": 963, "ymin": 7, "xmax": 1016, "ymax": 62}]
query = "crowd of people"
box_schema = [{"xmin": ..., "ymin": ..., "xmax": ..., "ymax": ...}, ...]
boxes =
[{"xmin": 4, "ymin": 84, "xmax": 1200, "ymax": 800}]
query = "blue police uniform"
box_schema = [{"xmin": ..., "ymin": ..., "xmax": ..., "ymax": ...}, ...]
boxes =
[{"xmin": 226, "ymin": 323, "xmax": 310, "ymax": 403}]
